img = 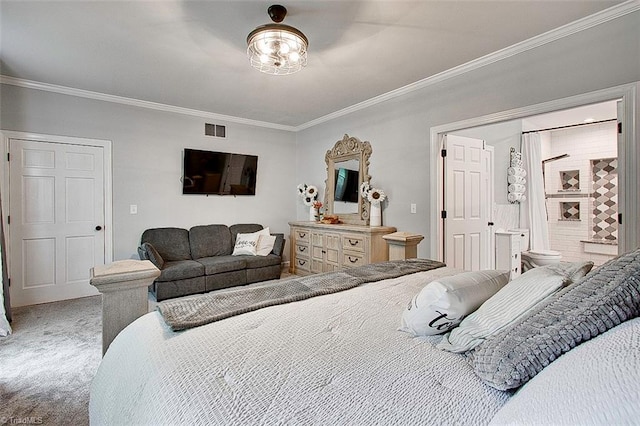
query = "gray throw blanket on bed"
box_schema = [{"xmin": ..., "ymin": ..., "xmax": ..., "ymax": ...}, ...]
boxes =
[{"xmin": 157, "ymin": 258, "xmax": 445, "ymax": 331}]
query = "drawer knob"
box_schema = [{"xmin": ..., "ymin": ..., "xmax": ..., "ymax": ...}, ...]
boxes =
[
  {"xmin": 299, "ymin": 246, "xmax": 306, "ymax": 252},
  {"xmin": 298, "ymin": 260, "xmax": 306, "ymax": 266},
  {"xmin": 348, "ymin": 239, "xmax": 359, "ymax": 246},
  {"xmin": 348, "ymin": 256, "xmax": 358, "ymax": 263},
  {"xmin": 299, "ymin": 232, "xmax": 306, "ymax": 238}
]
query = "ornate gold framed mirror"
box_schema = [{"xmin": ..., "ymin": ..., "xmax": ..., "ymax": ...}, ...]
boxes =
[{"xmin": 324, "ymin": 134, "xmax": 372, "ymax": 225}]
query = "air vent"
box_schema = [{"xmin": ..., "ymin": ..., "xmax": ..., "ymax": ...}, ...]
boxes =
[{"xmin": 205, "ymin": 123, "xmax": 226, "ymax": 138}]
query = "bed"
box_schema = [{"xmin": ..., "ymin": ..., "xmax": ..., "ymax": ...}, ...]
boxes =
[{"xmin": 90, "ymin": 255, "xmax": 640, "ymax": 425}]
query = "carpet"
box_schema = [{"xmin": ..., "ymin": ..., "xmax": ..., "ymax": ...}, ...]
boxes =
[{"xmin": 0, "ymin": 296, "xmax": 102, "ymax": 426}]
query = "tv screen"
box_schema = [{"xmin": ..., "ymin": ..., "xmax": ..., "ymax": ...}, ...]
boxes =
[
  {"xmin": 334, "ymin": 167, "xmax": 359, "ymax": 203},
  {"xmin": 182, "ymin": 149, "xmax": 258, "ymax": 195}
]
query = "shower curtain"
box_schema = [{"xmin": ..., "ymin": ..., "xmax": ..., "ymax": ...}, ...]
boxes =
[{"xmin": 520, "ymin": 132, "xmax": 550, "ymax": 252}]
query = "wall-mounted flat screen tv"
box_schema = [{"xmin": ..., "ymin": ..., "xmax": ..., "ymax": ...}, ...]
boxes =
[
  {"xmin": 182, "ymin": 148, "xmax": 258, "ymax": 195},
  {"xmin": 334, "ymin": 167, "xmax": 359, "ymax": 203}
]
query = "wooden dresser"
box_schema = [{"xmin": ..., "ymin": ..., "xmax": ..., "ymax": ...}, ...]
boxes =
[{"xmin": 289, "ymin": 221, "xmax": 396, "ymax": 275}]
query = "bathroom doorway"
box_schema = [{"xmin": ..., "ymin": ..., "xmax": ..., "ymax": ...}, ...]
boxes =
[
  {"xmin": 524, "ymin": 101, "xmax": 619, "ymax": 266},
  {"xmin": 431, "ymin": 87, "xmax": 635, "ymax": 268},
  {"xmin": 449, "ymin": 101, "xmax": 619, "ymax": 268}
]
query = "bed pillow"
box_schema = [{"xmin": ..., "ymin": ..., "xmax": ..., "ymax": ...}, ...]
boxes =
[
  {"xmin": 256, "ymin": 235, "xmax": 277, "ymax": 256},
  {"xmin": 471, "ymin": 248, "xmax": 640, "ymax": 390},
  {"xmin": 437, "ymin": 261, "xmax": 593, "ymax": 353},
  {"xmin": 399, "ymin": 270, "xmax": 510, "ymax": 336}
]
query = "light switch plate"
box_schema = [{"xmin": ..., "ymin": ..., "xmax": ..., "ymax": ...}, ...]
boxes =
[
  {"xmin": 410, "ymin": 203, "xmax": 417, "ymax": 214},
  {"xmin": 130, "ymin": 204, "xmax": 138, "ymax": 214}
]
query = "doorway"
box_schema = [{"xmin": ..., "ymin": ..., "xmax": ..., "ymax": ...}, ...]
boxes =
[
  {"xmin": 1, "ymin": 131, "xmax": 113, "ymax": 307},
  {"xmin": 430, "ymin": 84, "xmax": 637, "ymax": 264}
]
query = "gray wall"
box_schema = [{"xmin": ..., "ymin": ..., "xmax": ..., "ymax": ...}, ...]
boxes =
[
  {"xmin": 0, "ymin": 86, "xmax": 297, "ymax": 261},
  {"xmin": 296, "ymin": 11, "xmax": 640, "ymax": 258},
  {"xmin": 1, "ymin": 11, "xmax": 639, "ymax": 263}
]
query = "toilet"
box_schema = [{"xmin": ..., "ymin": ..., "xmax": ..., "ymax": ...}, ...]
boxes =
[{"xmin": 508, "ymin": 228, "xmax": 562, "ymax": 271}]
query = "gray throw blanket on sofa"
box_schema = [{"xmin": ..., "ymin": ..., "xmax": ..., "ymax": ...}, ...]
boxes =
[{"xmin": 157, "ymin": 258, "xmax": 445, "ymax": 331}]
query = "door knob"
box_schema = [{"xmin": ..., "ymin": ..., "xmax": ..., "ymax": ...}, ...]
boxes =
[
  {"xmin": 488, "ymin": 222, "xmax": 495, "ymax": 226},
  {"xmin": 95, "ymin": 226, "xmax": 103, "ymax": 231}
]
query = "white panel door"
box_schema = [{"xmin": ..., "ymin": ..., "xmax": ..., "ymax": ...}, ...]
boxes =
[
  {"xmin": 9, "ymin": 139, "xmax": 105, "ymax": 306},
  {"xmin": 444, "ymin": 134, "xmax": 488, "ymax": 271}
]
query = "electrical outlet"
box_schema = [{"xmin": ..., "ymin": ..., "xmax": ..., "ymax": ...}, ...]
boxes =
[
  {"xmin": 130, "ymin": 204, "xmax": 138, "ymax": 215},
  {"xmin": 410, "ymin": 203, "xmax": 417, "ymax": 214}
]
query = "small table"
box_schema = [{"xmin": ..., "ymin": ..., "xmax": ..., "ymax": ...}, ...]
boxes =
[
  {"xmin": 382, "ymin": 232, "xmax": 425, "ymax": 261},
  {"xmin": 90, "ymin": 260, "xmax": 160, "ymax": 355}
]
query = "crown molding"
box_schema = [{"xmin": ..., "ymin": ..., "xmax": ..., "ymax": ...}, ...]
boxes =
[
  {"xmin": 295, "ymin": 0, "xmax": 640, "ymax": 131},
  {"xmin": 0, "ymin": 75, "xmax": 297, "ymax": 132},
  {"xmin": 1, "ymin": 0, "xmax": 637, "ymax": 133}
]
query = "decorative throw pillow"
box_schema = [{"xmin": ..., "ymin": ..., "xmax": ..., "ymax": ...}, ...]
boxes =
[
  {"xmin": 232, "ymin": 232, "xmax": 261, "ymax": 256},
  {"xmin": 399, "ymin": 270, "xmax": 510, "ymax": 336},
  {"xmin": 256, "ymin": 235, "xmax": 277, "ymax": 256},
  {"xmin": 142, "ymin": 242, "xmax": 165, "ymax": 269},
  {"xmin": 470, "ymin": 248, "xmax": 640, "ymax": 390},
  {"xmin": 437, "ymin": 261, "xmax": 593, "ymax": 353}
]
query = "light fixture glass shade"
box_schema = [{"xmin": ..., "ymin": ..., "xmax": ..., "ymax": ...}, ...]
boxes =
[{"xmin": 247, "ymin": 23, "xmax": 308, "ymax": 75}]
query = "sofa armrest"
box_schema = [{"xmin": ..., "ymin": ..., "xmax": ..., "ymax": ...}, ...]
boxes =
[
  {"xmin": 271, "ymin": 233, "xmax": 285, "ymax": 257},
  {"xmin": 138, "ymin": 242, "xmax": 165, "ymax": 270}
]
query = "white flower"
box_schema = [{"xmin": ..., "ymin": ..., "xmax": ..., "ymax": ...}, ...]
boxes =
[
  {"xmin": 367, "ymin": 188, "xmax": 386, "ymax": 206},
  {"xmin": 305, "ymin": 185, "xmax": 318, "ymax": 199},
  {"xmin": 297, "ymin": 183, "xmax": 318, "ymax": 206}
]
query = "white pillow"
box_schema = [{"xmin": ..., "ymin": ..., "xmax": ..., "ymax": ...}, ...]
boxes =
[
  {"xmin": 399, "ymin": 270, "xmax": 510, "ymax": 337},
  {"xmin": 437, "ymin": 261, "xmax": 593, "ymax": 353},
  {"xmin": 256, "ymin": 235, "xmax": 276, "ymax": 256},
  {"xmin": 232, "ymin": 232, "xmax": 261, "ymax": 256}
]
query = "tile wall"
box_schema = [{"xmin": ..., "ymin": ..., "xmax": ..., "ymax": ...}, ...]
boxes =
[{"xmin": 542, "ymin": 121, "xmax": 618, "ymax": 266}]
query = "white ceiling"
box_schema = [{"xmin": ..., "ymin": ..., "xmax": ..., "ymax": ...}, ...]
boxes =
[{"xmin": 0, "ymin": 1, "xmax": 625, "ymax": 128}]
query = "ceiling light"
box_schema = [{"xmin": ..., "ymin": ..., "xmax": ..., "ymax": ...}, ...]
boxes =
[{"xmin": 247, "ymin": 5, "xmax": 308, "ymax": 75}]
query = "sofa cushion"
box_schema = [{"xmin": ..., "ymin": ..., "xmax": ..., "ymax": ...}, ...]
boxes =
[
  {"xmin": 157, "ymin": 260, "xmax": 205, "ymax": 282},
  {"xmin": 189, "ymin": 224, "xmax": 233, "ymax": 258},
  {"xmin": 230, "ymin": 224, "xmax": 263, "ymax": 246},
  {"xmin": 141, "ymin": 227, "xmax": 191, "ymax": 261},
  {"xmin": 198, "ymin": 255, "xmax": 247, "ymax": 275},
  {"xmin": 141, "ymin": 242, "xmax": 165, "ymax": 269},
  {"xmin": 244, "ymin": 254, "xmax": 281, "ymax": 269}
]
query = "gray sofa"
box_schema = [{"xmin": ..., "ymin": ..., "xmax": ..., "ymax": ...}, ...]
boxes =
[{"xmin": 138, "ymin": 224, "xmax": 285, "ymax": 301}]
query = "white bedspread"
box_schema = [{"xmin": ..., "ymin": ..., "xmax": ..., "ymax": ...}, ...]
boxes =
[{"xmin": 90, "ymin": 267, "xmax": 511, "ymax": 425}]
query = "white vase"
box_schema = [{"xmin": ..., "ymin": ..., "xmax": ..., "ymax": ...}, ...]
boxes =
[
  {"xmin": 309, "ymin": 206, "xmax": 317, "ymax": 221},
  {"xmin": 370, "ymin": 203, "xmax": 381, "ymax": 227}
]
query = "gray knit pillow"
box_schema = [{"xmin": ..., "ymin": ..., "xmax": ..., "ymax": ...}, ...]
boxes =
[{"xmin": 470, "ymin": 248, "xmax": 640, "ymax": 390}]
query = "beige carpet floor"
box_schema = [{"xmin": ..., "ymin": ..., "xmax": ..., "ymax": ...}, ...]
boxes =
[{"xmin": 0, "ymin": 296, "xmax": 102, "ymax": 426}]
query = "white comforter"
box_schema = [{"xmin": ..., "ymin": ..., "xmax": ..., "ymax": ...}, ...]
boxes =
[{"xmin": 90, "ymin": 267, "xmax": 511, "ymax": 425}]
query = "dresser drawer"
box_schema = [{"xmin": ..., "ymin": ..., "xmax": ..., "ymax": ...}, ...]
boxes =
[
  {"xmin": 342, "ymin": 234, "xmax": 365, "ymax": 253},
  {"xmin": 294, "ymin": 257, "xmax": 310, "ymax": 272},
  {"xmin": 342, "ymin": 251, "xmax": 365, "ymax": 268},
  {"xmin": 294, "ymin": 228, "xmax": 310, "ymax": 243},
  {"xmin": 295, "ymin": 243, "xmax": 310, "ymax": 257}
]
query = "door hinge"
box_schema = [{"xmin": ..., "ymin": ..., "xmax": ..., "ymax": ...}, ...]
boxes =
[
  {"xmin": 441, "ymin": 210, "xmax": 447, "ymax": 219},
  {"xmin": 618, "ymin": 122, "xmax": 622, "ymax": 134},
  {"xmin": 618, "ymin": 213, "xmax": 623, "ymax": 225},
  {"xmin": 6, "ymin": 153, "xmax": 9, "ymax": 162},
  {"xmin": 7, "ymin": 216, "xmax": 9, "ymax": 225},
  {"xmin": 6, "ymin": 278, "xmax": 9, "ymax": 287},
  {"xmin": 441, "ymin": 149, "xmax": 447, "ymax": 158}
]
